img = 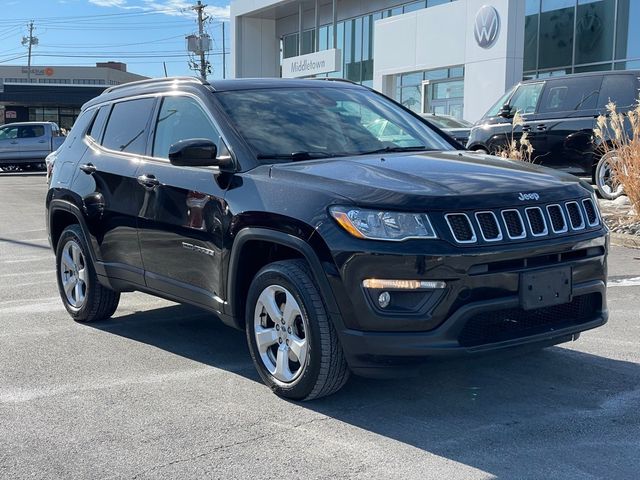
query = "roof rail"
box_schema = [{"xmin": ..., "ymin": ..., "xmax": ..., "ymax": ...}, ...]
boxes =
[{"xmin": 102, "ymin": 76, "xmax": 207, "ymax": 95}]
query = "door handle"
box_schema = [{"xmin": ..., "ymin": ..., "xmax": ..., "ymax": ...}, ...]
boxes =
[
  {"xmin": 137, "ymin": 174, "xmax": 160, "ymax": 190},
  {"xmin": 79, "ymin": 163, "xmax": 97, "ymax": 175},
  {"xmin": 522, "ymin": 125, "xmax": 531, "ymax": 132},
  {"xmin": 38, "ymin": 140, "xmax": 47, "ymax": 143},
  {"xmin": 536, "ymin": 124, "xmax": 547, "ymax": 131}
]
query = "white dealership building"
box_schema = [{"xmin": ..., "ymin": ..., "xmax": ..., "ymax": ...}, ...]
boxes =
[{"xmin": 230, "ymin": 0, "xmax": 640, "ymax": 122}]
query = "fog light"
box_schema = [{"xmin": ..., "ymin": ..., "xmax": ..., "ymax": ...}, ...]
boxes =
[
  {"xmin": 363, "ymin": 279, "xmax": 447, "ymax": 290},
  {"xmin": 378, "ymin": 291, "xmax": 391, "ymax": 308}
]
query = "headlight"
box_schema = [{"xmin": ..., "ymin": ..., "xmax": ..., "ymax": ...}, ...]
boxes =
[{"xmin": 330, "ymin": 206, "xmax": 438, "ymax": 241}]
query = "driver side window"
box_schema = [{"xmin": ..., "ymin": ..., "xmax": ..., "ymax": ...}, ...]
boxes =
[
  {"xmin": 153, "ymin": 96, "xmax": 221, "ymax": 159},
  {"xmin": 509, "ymin": 83, "xmax": 544, "ymax": 115}
]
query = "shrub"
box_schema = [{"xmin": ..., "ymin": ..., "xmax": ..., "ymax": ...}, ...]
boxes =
[
  {"xmin": 494, "ymin": 111, "xmax": 534, "ymax": 162},
  {"xmin": 594, "ymin": 101, "xmax": 640, "ymax": 218}
]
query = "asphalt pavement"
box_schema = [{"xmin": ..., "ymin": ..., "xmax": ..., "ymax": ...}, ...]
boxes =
[{"xmin": 1, "ymin": 172, "xmax": 639, "ymax": 480}]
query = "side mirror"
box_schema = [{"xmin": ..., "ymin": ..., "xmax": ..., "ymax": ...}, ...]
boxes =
[
  {"xmin": 168, "ymin": 138, "xmax": 233, "ymax": 170},
  {"xmin": 498, "ymin": 103, "xmax": 513, "ymax": 118}
]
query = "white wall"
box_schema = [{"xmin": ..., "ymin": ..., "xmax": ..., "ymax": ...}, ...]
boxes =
[
  {"xmin": 373, "ymin": 0, "xmax": 524, "ymax": 122},
  {"xmin": 231, "ymin": 15, "xmax": 279, "ymax": 78}
]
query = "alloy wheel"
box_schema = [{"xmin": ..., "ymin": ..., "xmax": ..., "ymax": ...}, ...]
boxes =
[
  {"xmin": 253, "ymin": 285, "xmax": 309, "ymax": 383},
  {"xmin": 59, "ymin": 239, "xmax": 88, "ymax": 309}
]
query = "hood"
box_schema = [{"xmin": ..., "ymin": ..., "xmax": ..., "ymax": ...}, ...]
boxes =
[{"xmin": 268, "ymin": 151, "xmax": 591, "ymax": 210}]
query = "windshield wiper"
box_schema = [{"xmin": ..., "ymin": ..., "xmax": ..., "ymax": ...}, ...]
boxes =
[
  {"xmin": 353, "ymin": 146, "xmax": 432, "ymax": 156},
  {"xmin": 256, "ymin": 151, "xmax": 340, "ymax": 161}
]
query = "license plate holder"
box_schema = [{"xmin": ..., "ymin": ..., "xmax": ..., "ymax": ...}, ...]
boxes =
[{"xmin": 520, "ymin": 267, "xmax": 572, "ymax": 310}]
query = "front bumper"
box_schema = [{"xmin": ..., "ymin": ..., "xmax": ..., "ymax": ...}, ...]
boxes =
[{"xmin": 324, "ymin": 230, "xmax": 608, "ymax": 373}]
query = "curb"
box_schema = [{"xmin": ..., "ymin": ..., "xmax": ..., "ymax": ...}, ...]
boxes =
[{"xmin": 610, "ymin": 232, "xmax": 640, "ymax": 249}]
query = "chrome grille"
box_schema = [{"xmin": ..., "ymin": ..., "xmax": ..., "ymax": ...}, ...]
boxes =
[
  {"xmin": 582, "ymin": 198, "xmax": 599, "ymax": 226},
  {"xmin": 445, "ymin": 213, "xmax": 476, "ymax": 243},
  {"xmin": 525, "ymin": 207, "xmax": 548, "ymax": 236},
  {"xmin": 445, "ymin": 198, "xmax": 600, "ymax": 244},
  {"xmin": 501, "ymin": 210, "xmax": 526, "ymax": 239},
  {"xmin": 566, "ymin": 201, "xmax": 585, "ymax": 230},
  {"xmin": 546, "ymin": 204, "xmax": 568, "ymax": 233},
  {"xmin": 475, "ymin": 212, "xmax": 502, "ymax": 241}
]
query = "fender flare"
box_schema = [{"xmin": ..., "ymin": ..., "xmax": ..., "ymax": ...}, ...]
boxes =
[
  {"xmin": 48, "ymin": 199, "xmax": 107, "ymax": 278},
  {"xmin": 226, "ymin": 227, "xmax": 342, "ymax": 323}
]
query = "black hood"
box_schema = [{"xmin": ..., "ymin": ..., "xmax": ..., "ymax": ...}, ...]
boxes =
[{"xmin": 269, "ymin": 151, "xmax": 591, "ymax": 210}]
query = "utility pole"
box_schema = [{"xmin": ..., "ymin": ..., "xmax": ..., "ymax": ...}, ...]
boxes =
[
  {"xmin": 221, "ymin": 22, "xmax": 226, "ymax": 79},
  {"xmin": 193, "ymin": 1, "xmax": 208, "ymax": 80},
  {"xmin": 22, "ymin": 21, "xmax": 38, "ymax": 82}
]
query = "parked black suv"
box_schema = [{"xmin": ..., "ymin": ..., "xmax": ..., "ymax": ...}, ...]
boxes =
[
  {"xmin": 467, "ymin": 71, "xmax": 639, "ymax": 189},
  {"xmin": 47, "ymin": 77, "xmax": 608, "ymax": 400}
]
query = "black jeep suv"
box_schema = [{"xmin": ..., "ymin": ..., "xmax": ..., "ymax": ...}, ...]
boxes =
[{"xmin": 47, "ymin": 77, "xmax": 608, "ymax": 400}]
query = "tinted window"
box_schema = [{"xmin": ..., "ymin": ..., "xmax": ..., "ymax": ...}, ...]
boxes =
[
  {"xmin": 538, "ymin": 76, "xmax": 602, "ymax": 113},
  {"xmin": 598, "ymin": 74, "xmax": 639, "ymax": 108},
  {"xmin": 153, "ymin": 96, "xmax": 220, "ymax": 159},
  {"xmin": 12, "ymin": 125, "xmax": 45, "ymax": 138},
  {"xmin": 102, "ymin": 98, "xmax": 155, "ymax": 155},
  {"xmin": 87, "ymin": 106, "xmax": 111, "ymax": 142},
  {"xmin": 509, "ymin": 82, "xmax": 544, "ymax": 114},
  {"xmin": 215, "ymin": 87, "xmax": 453, "ymax": 163}
]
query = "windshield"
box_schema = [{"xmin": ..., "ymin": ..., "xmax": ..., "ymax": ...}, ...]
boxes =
[
  {"xmin": 214, "ymin": 86, "xmax": 454, "ymax": 163},
  {"xmin": 425, "ymin": 116, "xmax": 472, "ymax": 129}
]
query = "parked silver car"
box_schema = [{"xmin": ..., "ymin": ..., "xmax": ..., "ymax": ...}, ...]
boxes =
[{"xmin": 0, "ymin": 122, "xmax": 65, "ymax": 171}]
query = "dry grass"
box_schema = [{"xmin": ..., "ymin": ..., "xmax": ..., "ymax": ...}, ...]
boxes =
[
  {"xmin": 495, "ymin": 111, "xmax": 534, "ymax": 162},
  {"xmin": 594, "ymin": 101, "xmax": 640, "ymax": 219}
]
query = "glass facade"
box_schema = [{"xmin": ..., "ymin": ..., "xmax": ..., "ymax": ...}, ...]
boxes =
[
  {"xmin": 395, "ymin": 67, "xmax": 465, "ymax": 117},
  {"xmin": 281, "ymin": 1, "xmax": 456, "ymax": 87},
  {"xmin": 524, "ymin": 0, "xmax": 640, "ymax": 78}
]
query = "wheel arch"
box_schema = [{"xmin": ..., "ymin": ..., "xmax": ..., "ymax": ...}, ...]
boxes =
[
  {"xmin": 48, "ymin": 199, "xmax": 106, "ymax": 278},
  {"xmin": 225, "ymin": 228, "xmax": 341, "ymax": 331}
]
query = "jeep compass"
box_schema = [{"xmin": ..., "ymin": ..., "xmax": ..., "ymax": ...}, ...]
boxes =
[{"xmin": 46, "ymin": 77, "xmax": 608, "ymax": 400}]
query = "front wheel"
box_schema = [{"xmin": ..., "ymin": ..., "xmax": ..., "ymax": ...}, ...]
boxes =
[
  {"xmin": 246, "ymin": 260, "xmax": 349, "ymax": 400},
  {"xmin": 595, "ymin": 151, "xmax": 625, "ymax": 200}
]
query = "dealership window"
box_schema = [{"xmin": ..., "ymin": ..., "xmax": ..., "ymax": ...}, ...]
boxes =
[
  {"xmin": 28, "ymin": 107, "xmax": 82, "ymax": 129},
  {"xmin": 394, "ymin": 66, "xmax": 465, "ymax": 119},
  {"xmin": 280, "ymin": 0, "xmax": 457, "ymax": 86},
  {"xmin": 524, "ymin": 0, "xmax": 640, "ymax": 79},
  {"xmin": 616, "ymin": 0, "xmax": 640, "ymax": 60},
  {"xmin": 575, "ymin": 0, "xmax": 615, "ymax": 65}
]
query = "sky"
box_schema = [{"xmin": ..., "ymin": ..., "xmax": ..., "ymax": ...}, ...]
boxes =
[{"xmin": 0, "ymin": 0, "xmax": 231, "ymax": 79}]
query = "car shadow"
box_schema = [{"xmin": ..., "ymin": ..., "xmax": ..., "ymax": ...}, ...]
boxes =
[
  {"xmin": 88, "ymin": 303, "xmax": 640, "ymax": 478},
  {"xmin": 86, "ymin": 303, "xmax": 260, "ymax": 382}
]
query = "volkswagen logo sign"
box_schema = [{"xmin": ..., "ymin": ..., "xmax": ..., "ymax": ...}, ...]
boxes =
[{"xmin": 474, "ymin": 5, "xmax": 500, "ymax": 49}]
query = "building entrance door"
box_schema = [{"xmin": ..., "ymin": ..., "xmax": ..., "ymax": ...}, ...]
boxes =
[{"xmin": 421, "ymin": 79, "xmax": 465, "ymax": 119}]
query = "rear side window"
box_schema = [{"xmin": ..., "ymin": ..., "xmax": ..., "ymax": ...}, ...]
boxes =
[
  {"xmin": 598, "ymin": 75, "xmax": 639, "ymax": 109},
  {"xmin": 102, "ymin": 98, "xmax": 155, "ymax": 155},
  {"xmin": 538, "ymin": 76, "xmax": 602, "ymax": 113},
  {"xmin": 15, "ymin": 125, "xmax": 45, "ymax": 138},
  {"xmin": 87, "ymin": 106, "xmax": 111, "ymax": 142}
]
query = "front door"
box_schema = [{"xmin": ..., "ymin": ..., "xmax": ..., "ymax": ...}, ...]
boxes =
[
  {"xmin": 422, "ymin": 80, "xmax": 465, "ymax": 119},
  {"xmin": 135, "ymin": 94, "xmax": 229, "ymax": 312},
  {"xmin": 0, "ymin": 124, "xmax": 21, "ymax": 161}
]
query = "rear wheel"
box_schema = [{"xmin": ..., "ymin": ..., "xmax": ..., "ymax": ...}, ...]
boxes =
[
  {"xmin": 595, "ymin": 151, "xmax": 625, "ymax": 200},
  {"xmin": 246, "ymin": 260, "xmax": 349, "ymax": 400},
  {"xmin": 55, "ymin": 225, "xmax": 120, "ymax": 322}
]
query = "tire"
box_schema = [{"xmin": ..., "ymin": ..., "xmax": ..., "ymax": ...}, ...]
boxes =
[
  {"xmin": 55, "ymin": 224, "xmax": 120, "ymax": 322},
  {"xmin": 595, "ymin": 151, "xmax": 625, "ymax": 200},
  {"xmin": 245, "ymin": 259, "xmax": 350, "ymax": 400},
  {"xmin": 472, "ymin": 148, "xmax": 489, "ymax": 155}
]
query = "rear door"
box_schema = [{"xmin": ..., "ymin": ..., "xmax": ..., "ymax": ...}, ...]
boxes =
[
  {"xmin": 135, "ymin": 94, "xmax": 230, "ymax": 312},
  {"xmin": 533, "ymin": 75, "xmax": 603, "ymax": 175},
  {"xmin": 71, "ymin": 98, "xmax": 155, "ymax": 286}
]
